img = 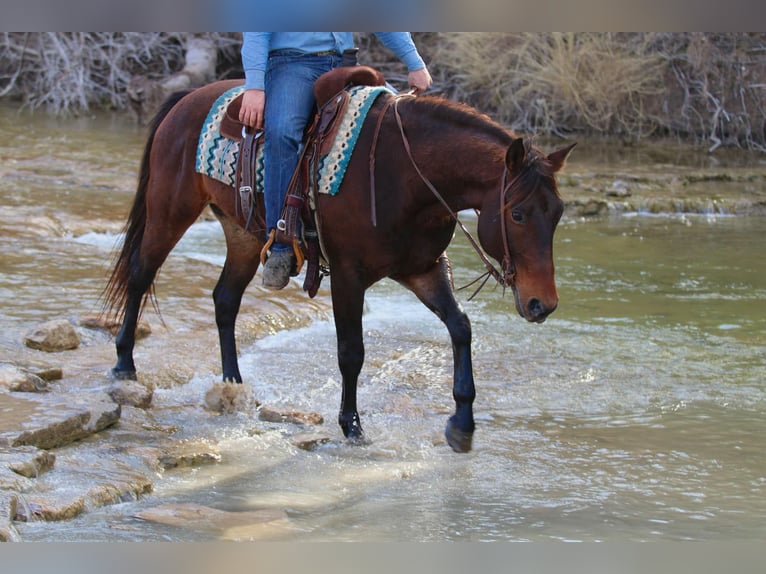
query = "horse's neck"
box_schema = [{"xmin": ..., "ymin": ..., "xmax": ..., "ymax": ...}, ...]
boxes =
[{"xmin": 398, "ymin": 98, "xmax": 510, "ymax": 211}]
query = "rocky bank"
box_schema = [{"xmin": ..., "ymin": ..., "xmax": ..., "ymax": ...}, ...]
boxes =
[{"xmin": 0, "ymin": 307, "xmax": 330, "ymax": 542}]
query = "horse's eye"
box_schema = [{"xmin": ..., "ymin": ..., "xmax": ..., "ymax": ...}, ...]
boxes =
[{"xmin": 511, "ymin": 209, "xmax": 524, "ymax": 223}]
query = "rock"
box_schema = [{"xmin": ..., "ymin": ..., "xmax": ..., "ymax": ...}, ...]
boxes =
[
  {"xmin": 23, "ymin": 319, "xmax": 80, "ymax": 352},
  {"xmin": 606, "ymin": 179, "xmax": 631, "ymax": 197},
  {"xmin": 79, "ymin": 314, "xmax": 151, "ymax": 339},
  {"xmin": 0, "ymin": 364, "xmax": 49, "ymax": 392},
  {"xmin": 30, "ymin": 365, "xmax": 63, "ymax": 382},
  {"xmin": 204, "ymin": 382, "xmax": 256, "ymax": 414},
  {"xmin": 158, "ymin": 441, "xmax": 221, "ymax": 470},
  {"xmin": 0, "ymin": 392, "xmax": 120, "ymax": 450},
  {"xmin": 108, "ymin": 380, "xmax": 154, "ymax": 409},
  {"xmin": 568, "ymin": 198, "xmax": 608, "ymax": 217},
  {"xmin": 290, "ymin": 432, "xmax": 331, "ymax": 451},
  {"xmin": 0, "ymin": 446, "xmax": 56, "ymax": 478},
  {"xmin": 16, "ymin": 447, "xmax": 154, "ymax": 522},
  {"xmin": 0, "ymin": 464, "xmax": 33, "ymax": 493},
  {"xmin": 0, "ymin": 492, "xmax": 21, "ymax": 542},
  {"xmin": 134, "ymin": 503, "xmax": 291, "ymax": 540},
  {"xmin": 258, "ymin": 405, "xmax": 324, "ymax": 426}
]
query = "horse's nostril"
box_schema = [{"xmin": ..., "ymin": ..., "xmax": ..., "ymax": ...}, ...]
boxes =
[{"xmin": 528, "ymin": 298, "xmax": 544, "ymax": 317}]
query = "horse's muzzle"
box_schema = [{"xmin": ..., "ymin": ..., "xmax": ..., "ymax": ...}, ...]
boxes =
[
  {"xmin": 526, "ymin": 297, "xmax": 557, "ymax": 323},
  {"xmin": 514, "ymin": 290, "xmax": 557, "ymax": 323}
]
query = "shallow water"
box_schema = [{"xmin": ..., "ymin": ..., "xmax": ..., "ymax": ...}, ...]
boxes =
[{"xmin": 1, "ymin": 104, "xmax": 764, "ymax": 541}]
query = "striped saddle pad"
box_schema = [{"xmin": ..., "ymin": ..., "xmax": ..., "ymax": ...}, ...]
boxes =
[{"xmin": 195, "ymin": 84, "xmax": 392, "ymax": 196}]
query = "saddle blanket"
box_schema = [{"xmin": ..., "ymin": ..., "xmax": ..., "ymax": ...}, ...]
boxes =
[{"xmin": 195, "ymin": 84, "xmax": 393, "ymax": 196}]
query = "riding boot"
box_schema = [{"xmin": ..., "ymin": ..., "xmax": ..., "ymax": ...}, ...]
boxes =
[{"xmin": 262, "ymin": 244, "xmax": 297, "ymax": 290}]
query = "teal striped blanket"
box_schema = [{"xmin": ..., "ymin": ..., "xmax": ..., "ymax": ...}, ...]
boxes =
[{"xmin": 195, "ymin": 84, "xmax": 392, "ymax": 196}]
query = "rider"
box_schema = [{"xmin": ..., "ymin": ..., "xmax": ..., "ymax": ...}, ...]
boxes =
[{"xmin": 239, "ymin": 32, "xmax": 433, "ymax": 290}]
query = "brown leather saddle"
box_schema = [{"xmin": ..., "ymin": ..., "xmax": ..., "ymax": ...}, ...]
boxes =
[{"xmin": 220, "ymin": 66, "xmax": 386, "ymax": 297}]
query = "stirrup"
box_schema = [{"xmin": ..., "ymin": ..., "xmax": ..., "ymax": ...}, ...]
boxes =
[{"xmin": 259, "ymin": 229, "xmax": 305, "ymax": 274}]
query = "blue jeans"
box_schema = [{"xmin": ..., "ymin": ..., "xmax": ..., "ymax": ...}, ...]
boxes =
[{"xmin": 264, "ymin": 49, "xmax": 341, "ymax": 252}]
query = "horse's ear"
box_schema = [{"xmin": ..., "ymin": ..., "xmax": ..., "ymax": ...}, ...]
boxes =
[
  {"xmin": 547, "ymin": 142, "xmax": 577, "ymax": 172},
  {"xmin": 505, "ymin": 138, "xmax": 526, "ymax": 172}
]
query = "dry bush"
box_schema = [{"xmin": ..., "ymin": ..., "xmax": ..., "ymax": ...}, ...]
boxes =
[
  {"xmin": 0, "ymin": 32, "xmax": 240, "ymax": 116},
  {"xmin": 434, "ymin": 32, "xmax": 666, "ymax": 138},
  {"xmin": 645, "ymin": 32, "xmax": 766, "ymax": 151},
  {"xmin": 3, "ymin": 32, "xmax": 765, "ymax": 150},
  {"xmin": 432, "ymin": 32, "xmax": 766, "ymax": 150}
]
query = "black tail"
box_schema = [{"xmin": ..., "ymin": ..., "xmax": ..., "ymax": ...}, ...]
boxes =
[{"xmin": 102, "ymin": 90, "xmax": 192, "ymax": 321}]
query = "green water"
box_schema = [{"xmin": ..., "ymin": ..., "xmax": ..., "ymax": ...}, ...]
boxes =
[{"xmin": 0, "ymin": 103, "xmax": 764, "ymax": 541}]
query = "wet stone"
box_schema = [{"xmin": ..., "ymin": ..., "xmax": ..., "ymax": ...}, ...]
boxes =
[
  {"xmin": 23, "ymin": 319, "xmax": 80, "ymax": 352},
  {"xmin": 258, "ymin": 405, "xmax": 324, "ymax": 426},
  {"xmin": 204, "ymin": 382, "xmax": 256, "ymax": 414},
  {"xmin": 290, "ymin": 432, "xmax": 332, "ymax": 451},
  {"xmin": 0, "ymin": 392, "xmax": 121, "ymax": 450},
  {"xmin": 0, "ymin": 463, "xmax": 34, "ymax": 492},
  {"xmin": 79, "ymin": 314, "xmax": 152, "ymax": 340},
  {"xmin": 0, "ymin": 445, "xmax": 56, "ymax": 478},
  {"xmin": 16, "ymin": 449, "xmax": 155, "ymax": 522},
  {"xmin": 108, "ymin": 379, "xmax": 154, "ymax": 409},
  {"xmin": 133, "ymin": 503, "xmax": 291, "ymax": 540},
  {"xmin": 0, "ymin": 492, "xmax": 21, "ymax": 542},
  {"xmin": 568, "ymin": 198, "xmax": 609, "ymax": 217},
  {"xmin": 158, "ymin": 441, "xmax": 221, "ymax": 470},
  {"xmin": 0, "ymin": 364, "xmax": 50, "ymax": 393}
]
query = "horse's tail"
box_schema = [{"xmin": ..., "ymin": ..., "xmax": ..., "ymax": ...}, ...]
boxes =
[{"xmin": 102, "ymin": 90, "xmax": 192, "ymax": 322}]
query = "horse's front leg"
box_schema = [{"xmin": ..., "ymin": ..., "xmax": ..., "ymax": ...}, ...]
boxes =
[
  {"xmin": 330, "ymin": 273, "xmax": 367, "ymax": 442},
  {"xmin": 212, "ymin": 212, "xmax": 263, "ymax": 382},
  {"xmin": 397, "ymin": 254, "xmax": 475, "ymax": 452}
]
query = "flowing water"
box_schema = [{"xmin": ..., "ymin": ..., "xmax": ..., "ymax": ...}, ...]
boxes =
[{"xmin": 0, "ymin": 104, "xmax": 764, "ymax": 542}]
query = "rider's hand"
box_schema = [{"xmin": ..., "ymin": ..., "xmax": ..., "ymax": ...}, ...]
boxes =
[
  {"xmin": 239, "ymin": 89, "xmax": 266, "ymax": 129},
  {"xmin": 408, "ymin": 67, "xmax": 433, "ymax": 95}
]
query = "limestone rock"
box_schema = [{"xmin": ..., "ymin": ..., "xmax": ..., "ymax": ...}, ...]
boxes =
[
  {"xmin": 23, "ymin": 319, "xmax": 80, "ymax": 352},
  {"xmin": 290, "ymin": 432, "xmax": 331, "ymax": 451},
  {"xmin": 0, "ymin": 492, "xmax": 21, "ymax": 542},
  {"xmin": 108, "ymin": 380, "xmax": 153, "ymax": 409},
  {"xmin": 29, "ymin": 365, "xmax": 63, "ymax": 381},
  {"xmin": 0, "ymin": 445, "xmax": 56, "ymax": 478},
  {"xmin": 79, "ymin": 314, "xmax": 151, "ymax": 339},
  {"xmin": 158, "ymin": 441, "xmax": 221, "ymax": 470},
  {"xmin": 204, "ymin": 382, "xmax": 256, "ymax": 414},
  {"xmin": 134, "ymin": 503, "xmax": 291, "ymax": 540},
  {"xmin": 16, "ymin": 448, "xmax": 154, "ymax": 522},
  {"xmin": 0, "ymin": 392, "xmax": 120, "ymax": 450},
  {"xmin": 0, "ymin": 364, "xmax": 49, "ymax": 393},
  {"xmin": 259, "ymin": 405, "xmax": 324, "ymax": 426}
]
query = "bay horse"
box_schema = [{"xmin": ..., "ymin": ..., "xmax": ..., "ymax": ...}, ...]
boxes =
[{"xmin": 104, "ymin": 76, "xmax": 575, "ymax": 453}]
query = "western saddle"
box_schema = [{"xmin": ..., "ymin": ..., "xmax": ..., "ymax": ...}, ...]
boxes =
[{"xmin": 219, "ymin": 65, "xmax": 386, "ymax": 297}]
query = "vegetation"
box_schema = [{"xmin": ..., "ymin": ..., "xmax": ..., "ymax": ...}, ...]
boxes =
[{"xmin": 2, "ymin": 32, "xmax": 765, "ymax": 151}]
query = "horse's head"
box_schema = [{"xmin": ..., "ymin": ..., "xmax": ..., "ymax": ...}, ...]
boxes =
[{"xmin": 478, "ymin": 138, "xmax": 575, "ymax": 323}]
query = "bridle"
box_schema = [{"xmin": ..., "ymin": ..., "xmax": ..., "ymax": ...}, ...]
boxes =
[{"xmin": 369, "ymin": 92, "xmax": 525, "ymax": 299}]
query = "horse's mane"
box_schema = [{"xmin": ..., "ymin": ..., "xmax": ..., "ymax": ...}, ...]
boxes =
[
  {"xmin": 412, "ymin": 95, "xmax": 513, "ymax": 146},
  {"xmin": 407, "ymin": 95, "xmax": 559, "ymax": 203}
]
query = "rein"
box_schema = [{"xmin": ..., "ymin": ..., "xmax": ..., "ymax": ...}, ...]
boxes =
[{"xmin": 371, "ymin": 94, "xmax": 520, "ymax": 297}]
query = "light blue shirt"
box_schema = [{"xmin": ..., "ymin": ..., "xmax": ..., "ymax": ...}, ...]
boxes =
[{"xmin": 242, "ymin": 32, "xmax": 426, "ymax": 91}]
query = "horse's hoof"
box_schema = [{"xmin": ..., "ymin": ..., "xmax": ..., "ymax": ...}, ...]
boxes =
[
  {"xmin": 346, "ymin": 433, "xmax": 370, "ymax": 446},
  {"xmin": 340, "ymin": 414, "xmax": 365, "ymax": 444},
  {"xmin": 110, "ymin": 367, "xmax": 137, "ymax": 381},
  {"xmin": 445, "ymin": 418, "xmax": 473, "ymax": 453}
]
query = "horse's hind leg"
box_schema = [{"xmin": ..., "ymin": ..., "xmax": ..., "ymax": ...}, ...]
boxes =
[
  {"xmin": 112, "ymin": 185, "xmax": 207, "ymax": 380},
  {"xmin": 396, "ymin": 254, "xmax": 475, "ymax": 452},
  {"xmin": 112, "ymin": 265, "xmax": 155, "ymax": 379},
  {"xmin": 211, "ymin": 207, "xmax": 263, "ymax": 383},
  {"xmin": 112, "ymin": 220, "xmax": 199, "ymax": 380}
]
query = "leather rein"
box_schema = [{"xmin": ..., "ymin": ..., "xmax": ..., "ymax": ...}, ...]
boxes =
[{"xmin": 369, "ymin": 92, "xmax": 520, "ymax": 297}]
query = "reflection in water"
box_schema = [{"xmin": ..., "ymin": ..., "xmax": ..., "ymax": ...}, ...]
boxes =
[{"xmin": 1, "ymin": 105, "xmax": 764, "ymax": 541}]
